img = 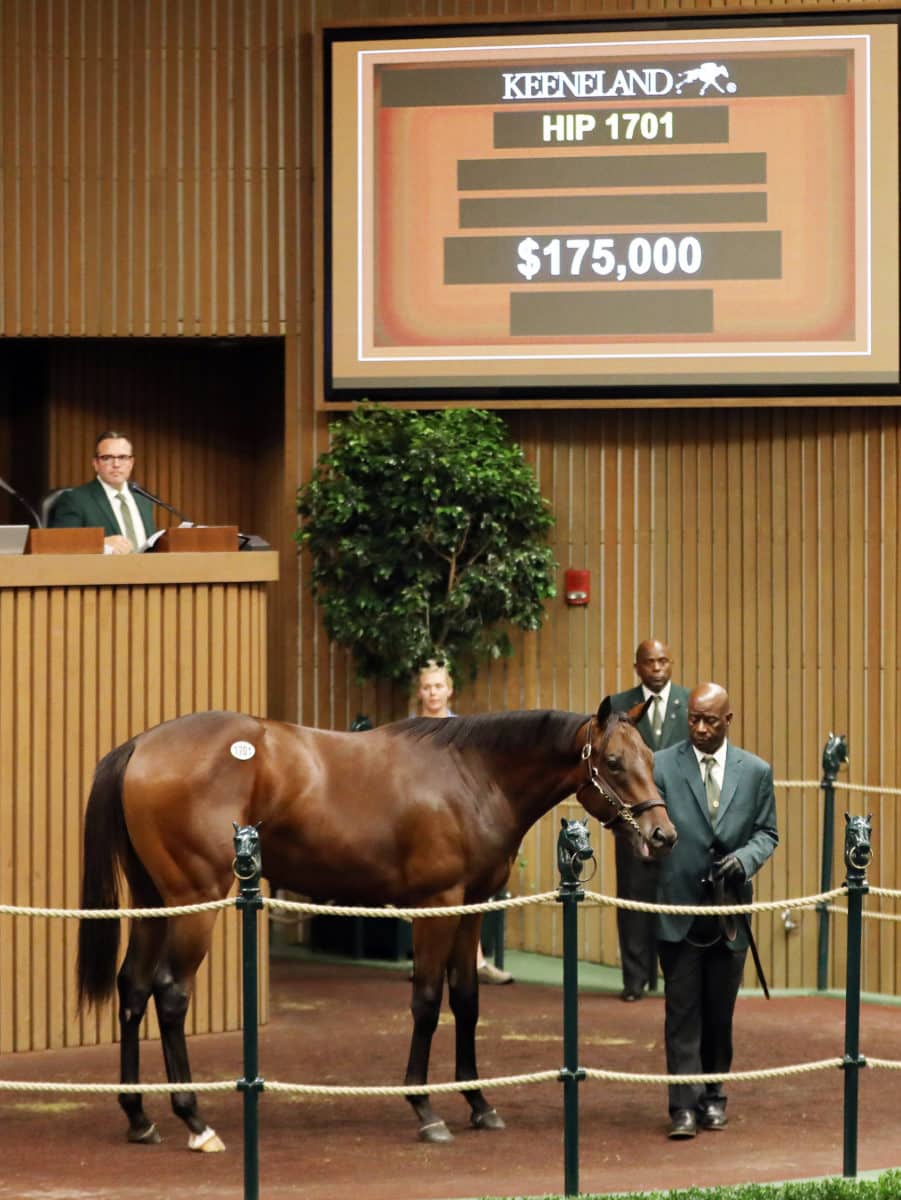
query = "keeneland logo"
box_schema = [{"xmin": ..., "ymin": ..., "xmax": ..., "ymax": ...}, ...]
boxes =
[
  {"xmin": 500, "ymin": 61, "xmax": 737, "ymax": 100},
  {"xmin": 675, "ymin": 62, "xmax": 737, "ymax": 95}
]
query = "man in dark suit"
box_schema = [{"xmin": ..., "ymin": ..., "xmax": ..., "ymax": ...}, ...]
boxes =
[
  {"xmin": 49, "ymin": 431, "xmax": 155, "ymax": 555},
  {"xmin": 609, "ymin": 639, "xmax": 689, "ymax": 1001},
  {"xmin": 653, "ymin": 682, "xmax": 778, "ymax": 1139}
]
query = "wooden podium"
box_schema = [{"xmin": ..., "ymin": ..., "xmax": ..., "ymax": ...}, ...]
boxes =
[
  {"xmin": 26, "ymin": 526, "xmax": 104, "ymax": 554},
  {"xmin": 0, "ymin": 550, "xmax": 278, "ymax": 1054},
  {"xmin": 151, "ymin": 525, "xmax": 239, "ymax": 552}
]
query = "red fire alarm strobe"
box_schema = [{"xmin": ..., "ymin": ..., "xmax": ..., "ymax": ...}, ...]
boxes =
[{"xmin": 564, "ymin": 568, "xmax": 590, "ymax": 606}]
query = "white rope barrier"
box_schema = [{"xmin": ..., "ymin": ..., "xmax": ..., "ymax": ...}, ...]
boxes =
[
  {"xmin": 2, "ymin": 772, "xmax": 897, "ymax": 1110},
  {"xmin": 583, "ymin": 887, "xmax": 847, "ymax": 917},
  {"xmin": 0, "ymin": 1079, "xmax": 236, "ymax": 1095},
  {"xmin": 261, "ymin": 1058, "xmax": 846, "ymax": 1096},
  {"xmin": 0, "ymin": 898, "xmax": 234, "ymax": 920},
  {"xmin": 264, "ymin": 1071, "xmax": 561, "ymax": 1097},
  {"xmin": 583, "ymin": 1059, "xmax": 843, "ymax": 1085},
  {"xmin": 0, "ymin": 1058, "xmax": 854, "ymax": 1100},
  {"xmin": 264, "ymin": 892, "xmax": 557, "ymax": 920},
  {"xmin": 771, "ymin": 780, "xmax": 901, "ymax": 797},
  {"xmin": 7, "ymin": 882, "xmax": 901, "ymax": 922},
  {"xmin": 834, "ymin": 781, "xmax": 901, "ymax": 797}
]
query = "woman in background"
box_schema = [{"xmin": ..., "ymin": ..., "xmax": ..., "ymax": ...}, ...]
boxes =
[{"xmin": 413, "ymin": 660, "xmax": 513, "ymax": 985}]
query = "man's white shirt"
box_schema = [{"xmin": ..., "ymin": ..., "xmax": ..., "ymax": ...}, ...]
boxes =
[
  {"xmin": 642, "ymin": 681, "xmax": 672, "ymax": 710},
  {"xmin": 692, "ymin": 740, "xmax": 728, "ymax": 793}
]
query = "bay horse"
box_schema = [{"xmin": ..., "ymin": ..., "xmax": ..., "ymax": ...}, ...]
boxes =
[{"xmin": 77, "ymin": 697, "xmax": 676, "ymax": 1149}]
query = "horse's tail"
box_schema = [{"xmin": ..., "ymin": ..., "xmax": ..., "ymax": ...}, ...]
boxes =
[{"xmin": 77, "ymin": 737, "xmax": 161, "ymax": 1010}]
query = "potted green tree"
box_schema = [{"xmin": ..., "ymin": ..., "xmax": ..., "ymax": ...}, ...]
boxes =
[{"xmin": 296, "ymin": 405, "xmax": 556, "ymax": 685}]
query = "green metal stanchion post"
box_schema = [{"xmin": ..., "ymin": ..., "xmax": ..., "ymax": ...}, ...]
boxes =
[
  {"xmin": 350, "ymin": 716, "xmax": 372, "ymax": 959},
  {"xmin": 556, "ymin": 818, "xmax": 593, "ymax": 1199},
  {"xmin": 841, "ymin": 811, "xmax": 871, "ymax": 1179},
  {"xmin": 234, "ymin": 823, "xmax": 264, "ymax": 1200},
  {"xmin": 817, "ymin": 734, "xmax": 848, "ymax": 991}
]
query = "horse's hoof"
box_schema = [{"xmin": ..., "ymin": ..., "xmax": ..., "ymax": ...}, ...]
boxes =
[
  {"xmin": 471, "ymin": 1108, "xmax": 505, "ymax": 1131},
  {"xmin": 127, "ymin": 1123, "xmax": 161, "ymax": 1145},
  {"xmin": 417, "ymin": 1119, "xmax": 454, "ymax": 1144},
  {"xmin": 188, "ymin": 1126, "xmax": 226, "ymax": 1153}
]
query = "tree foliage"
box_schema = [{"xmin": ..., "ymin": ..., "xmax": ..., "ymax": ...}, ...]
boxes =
[{"xmin": 296, "ymin": 405, "xmax": 556, "ymax": 683}]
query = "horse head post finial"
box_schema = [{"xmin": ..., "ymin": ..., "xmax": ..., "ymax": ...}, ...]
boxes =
[
  {"xmin": 557, "ymin": 818, "xmax": 594, "ymax": 885},
  {"xmin": 822, "ymin": 733, "xmax": 849, "ymax": 785},
  {"xmin": 843, "ymin": 812, "xmax": 872, "ymax": 884},
  {"xmin": 232, "ymin": 822, "xmax": 262, "ymax": 884}
]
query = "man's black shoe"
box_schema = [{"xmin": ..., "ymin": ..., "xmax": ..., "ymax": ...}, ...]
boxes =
[
  {"xmin": 621, "ymin": 988, "xmax": 643, "ymax": 1002},
  {"xmin": 698, "ymin": 1103, "xmax": 728, "ymax": 1130},
  {"xmin": 667, "ymin": 1109, "xmax": 697, "ymax": 1139}
]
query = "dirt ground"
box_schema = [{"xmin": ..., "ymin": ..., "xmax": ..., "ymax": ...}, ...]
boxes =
[{"xmin": 2, "ymin": 956, "xmax": 901, "ymax": 1200}]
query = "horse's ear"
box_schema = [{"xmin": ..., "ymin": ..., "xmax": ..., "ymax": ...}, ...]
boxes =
[
  {"xmin": 561, "ymin": 817, "xmax": 568, "ymax": 829},
  {"xmin": 627, "ymin": 697, "xmax": 652, "ymax": 725},
  {"xmin": 597, "ymin": 695, "xmax": 613, "ymax": 724}
]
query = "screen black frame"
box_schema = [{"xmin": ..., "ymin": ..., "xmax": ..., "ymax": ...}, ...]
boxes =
[{"xmin": 321, "ymin": 12, "xmax": 901, "ymax": 408}]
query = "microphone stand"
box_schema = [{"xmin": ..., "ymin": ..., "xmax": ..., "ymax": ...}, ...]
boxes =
[
  {"xmin": 129, "ymin": 482, "xmax": 194, "ymax": 525},
  {"xmin": 0, "ymin": 476, "xmax": 43, "ymax": 528},
  {"xmin": 130, "ymin": 482, "xmax": 262, "ymax": 551}
]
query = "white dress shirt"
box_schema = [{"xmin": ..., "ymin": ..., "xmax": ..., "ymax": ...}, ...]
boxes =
[
  {"xmin": 692, "ymin": 739, "xmax": 728, "ymax": 793},
  {"xmin": 642, "ymin": 680, "xmax": 672, "ymax": 710}
]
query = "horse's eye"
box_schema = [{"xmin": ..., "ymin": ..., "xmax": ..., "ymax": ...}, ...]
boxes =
[{"xmin": 606, "ymin": 755, "xmax": 621, "ymax": 771}]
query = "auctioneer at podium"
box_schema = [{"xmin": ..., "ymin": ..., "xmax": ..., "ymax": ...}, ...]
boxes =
[{"xmin": 48, "ymin": 430, "xmax": 156, "ymax": 555}]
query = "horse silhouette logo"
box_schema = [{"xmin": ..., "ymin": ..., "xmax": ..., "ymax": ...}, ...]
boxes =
[{"xmin": 675, "ymin": 62, "xmax": 737, "ymax": 96}]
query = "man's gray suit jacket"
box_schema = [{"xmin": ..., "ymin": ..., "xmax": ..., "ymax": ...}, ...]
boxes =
[{"xmin": 653, "ymin": 740, "xmax": 778, "ymax": 951}]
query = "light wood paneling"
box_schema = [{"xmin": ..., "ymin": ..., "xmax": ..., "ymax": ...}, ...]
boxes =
[
  {"xmin": 0, "ymin": 561, "xmax": 273, "ymax": 1053},
  {"xmin": 0, "ymin": 0, "xmax": 299, "ymax": 339},
  {"xmin": 486, "ymin": 407, "xmax": 901, "ymax": 996}
]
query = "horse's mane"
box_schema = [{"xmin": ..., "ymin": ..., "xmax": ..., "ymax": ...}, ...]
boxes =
[{"xmin": 387, "ymin": 710, "xmax": 589, "ymax": 757}]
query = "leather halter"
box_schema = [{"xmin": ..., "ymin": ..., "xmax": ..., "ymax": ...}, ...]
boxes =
[{"xmin": 576, "ymin": 716, "xmax": 668, "ymax": 836}]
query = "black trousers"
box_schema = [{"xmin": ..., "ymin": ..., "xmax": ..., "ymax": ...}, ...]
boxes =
[
  {"xmin": 615, "ymin": 835, "xmax": 660, "ymax": 992},
  {"xmin": 658, "ymin": 935, "xmax": 747, "ymax": 1114}
]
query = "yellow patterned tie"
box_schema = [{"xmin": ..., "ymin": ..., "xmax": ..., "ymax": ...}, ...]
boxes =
[{"xmin": 116, "ymin": 491, "xmax": 139, "ymax": 551}]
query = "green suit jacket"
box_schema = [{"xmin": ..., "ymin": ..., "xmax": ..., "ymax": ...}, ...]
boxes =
[
  {"xmin": 49, "ymin": 480, "xmax": 156, "ymax": 541},
  {"xmin": 653, "ymin": 740, "xmax": 778, "ymax": 951},
  {"xmin": 608, "ymin": 682, "xmax": 690, "ymax": 751}
]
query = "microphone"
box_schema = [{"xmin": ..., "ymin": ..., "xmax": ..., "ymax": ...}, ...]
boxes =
[
  {"xmin": 130, "ymin": 481, "xmax": 269, "ymax": 551},
  {"xmin": 129, "ymin": 482, "xmax": 194, "ymax": 525},
  {"xmin": 0, "ymin": 475, "xmax": 43, "ymax": 528}
]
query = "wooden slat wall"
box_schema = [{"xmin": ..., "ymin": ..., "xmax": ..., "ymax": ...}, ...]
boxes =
[
  {"xmin": 0, "ymin": 0, "xmax": 292, "ymax": 339},
  {"xmin": 1, "ymin": 0, "xmax": 900, "ymax": 1032},
  {"xmin": 0, "ymin": 572, "xmax": 271, "ymax": 1054},
  {"xmin": 39, "ymin": 340, "xmax": 283, "ymax": 531},
  {"xmin": 485, "ymin": 408, "xmax": 901, "ymax": 995},
  {"xmin": 0, "ymin": 0, "xmax": 302, "ymax": 725}
]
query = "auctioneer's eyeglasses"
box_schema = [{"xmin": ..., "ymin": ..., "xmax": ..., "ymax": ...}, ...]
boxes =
[{"xmin": 96, "ymin": 454, "xmax": 134, "ymax": 463}]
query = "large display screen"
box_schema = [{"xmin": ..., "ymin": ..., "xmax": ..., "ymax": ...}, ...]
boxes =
[{"xmin": 321, "ymin": 16, "xmax": 900, "ymax": 405}]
